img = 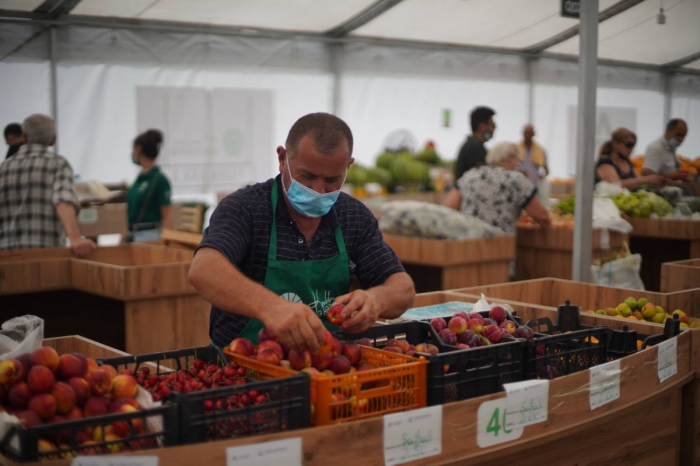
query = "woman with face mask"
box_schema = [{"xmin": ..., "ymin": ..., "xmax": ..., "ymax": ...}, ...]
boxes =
[
  {"xmin": 125, "ymin": 129, "xmax": 173, "ymax": 242},
  {"xmin": 595, "ymin": 128, "xmax": 665, "ymax": 190}
]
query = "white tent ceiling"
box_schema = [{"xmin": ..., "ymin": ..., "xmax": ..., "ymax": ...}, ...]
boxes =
[{"xmin": 0, "ymin": 0, "xmax": 698, "ymax": 72}]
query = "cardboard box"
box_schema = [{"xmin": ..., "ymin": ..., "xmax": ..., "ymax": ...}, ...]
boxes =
[{"xmin": 77, "ymin": 203, "xmax": 127, "ymax": 237}]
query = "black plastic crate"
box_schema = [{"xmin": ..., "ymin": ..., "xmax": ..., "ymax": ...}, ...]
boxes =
[
  {"xmin": 340, "ymin": 321, "xmax": 525, "ymax": 406},
  {"xmin": 0, "ymin": 403, "xmax": 178, "ymax": 462},
  {"xmin": 607, "ymin": 315, "xmax": 682, "ymax": 360},
  {"xmin": 525, "ymin": 301, "xmax": 609, "ymax": 379},
  {"xmin": 103, "ymin": 346, "xmax": 310, "ymax": 445}
]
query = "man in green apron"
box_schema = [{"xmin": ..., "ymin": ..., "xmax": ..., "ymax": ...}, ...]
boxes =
[{"xmin": 189, "ymin": 113, "xmax": 415, "ymax": 353}]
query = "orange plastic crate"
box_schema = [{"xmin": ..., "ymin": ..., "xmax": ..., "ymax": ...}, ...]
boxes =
[{"xmin": 225, "ymin": 346, "xmax": 428, "ymax": 426}]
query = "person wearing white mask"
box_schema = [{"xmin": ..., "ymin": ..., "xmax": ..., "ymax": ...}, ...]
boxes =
[
  {"xmin": 188, "ymin": 113, "xmax": 414, "ymax": 352},
  {"xmin": 642, "ymin": 119, "xmax": 689, "ymax": 181},
  {"xmin": 454, "ymin": 106, "xmax": 496, "ymax": 180}
]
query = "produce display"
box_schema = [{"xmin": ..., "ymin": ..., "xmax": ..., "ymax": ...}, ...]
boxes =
[
  {"xmin": 379, "ymin": 200, "xmax": 504, "ymax": 239},
  {"xmin": 611, "ymin": 191, "xmax": 674, "ymax": 218},
  {"xmin": 0, "ymin": 346, "xmax": 157, "ymax": 460},
  {"xmin": 428, "ymin": 306, "xmax": 534, "ymax": 348},
  {"xmin": 519, "ymin": 210, "xmax": 574, "ymax": 228},
  {"xmin": 585, "ymin": 297, "xmax": 698, "ymax": 328}
]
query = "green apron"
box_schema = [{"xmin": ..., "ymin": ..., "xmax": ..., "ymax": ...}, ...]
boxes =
[{"xmin": 237, "ymin": 178, "xmax": 351, "ymax": 343}]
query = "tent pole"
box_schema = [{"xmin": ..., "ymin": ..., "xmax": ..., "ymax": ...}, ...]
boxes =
[
  {"xmin": 572, "ymin": 0, "xmax": 598, "ymax": 283},
  {"xmin": 329, "ymin": 43, "xmax": 343, "ymax": 116},
  {"xmin": 526, "ymin": 57, "xmax": 534, "ymax": 124},
  {"xmin": 49, "ymin": 25, "xmax": 59, "ymax": 154},
  {"xmin": 663, "ymin": 72, "xmax": 672, "ymax": 123}
]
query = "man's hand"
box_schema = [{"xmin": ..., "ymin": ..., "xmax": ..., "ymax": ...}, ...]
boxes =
[
  {"xmin": 71, "ymin": 237, "xmax": 97, "ymax": 257},
  {"xmin": 261, "ymin": 302, "xmax": 326, "ymax": 353},
  {"xmin": 334, "ymin": 289, "xmax": 383, "ymax": 334},
  {"xmin": 666, "ymin": 170, "xmax": 690, "ymax": 181}
]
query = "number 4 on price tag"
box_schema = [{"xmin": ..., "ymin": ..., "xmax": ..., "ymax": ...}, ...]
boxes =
[{"xmin": 477, "ymin": 398, "xmax": 523, "ymax": 448}]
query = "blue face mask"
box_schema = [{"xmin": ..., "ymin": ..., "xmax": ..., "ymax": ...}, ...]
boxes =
[{"xmin": 284, "ymin": 156, "xmax": 346, "ymax": 218}]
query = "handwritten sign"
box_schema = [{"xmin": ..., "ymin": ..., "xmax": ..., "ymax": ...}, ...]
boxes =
[
  {"xmin": 658, "ymin": 338, "xmax": 678, "ymax": 383},
  {"xmin": 504, "ymin": 379, "xmax": 549, "ymax": 429},
  {"xmin": 72, "ymin": 457, "xmax": 158, "ymax": 466},
  {"xmin": 384, "ymin": 405, "xmax": 442, "ymax": 466},
  {"xmin": 477, "ymin": 398, "xmax": 524, "ymax": 448},
  {"xmin": 589, "ymin": 359, "xmax": 621, "ymax": 410},
  {"xmin": 226, "ymin": 438, "xmax": 302, "ymax": 466}
]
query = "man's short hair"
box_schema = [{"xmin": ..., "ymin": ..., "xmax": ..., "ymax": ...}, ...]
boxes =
[
  {"xmin": 666, "ymin": 118, "xmax": 685, "ymax": 132},
  {"xmin": 471, "ymin": 106, "xmax": 495, "ymax": 133},
  {"xmin": 4, "ymin": 123, "xmax": 22, "ymax": 139},
  {"xmin": 22, "ymin": 114, "xmax": 55, "ymax": 145},
  {"xmin": 286, "ymin": 113, "xmax": 353, "ymax": 157}
]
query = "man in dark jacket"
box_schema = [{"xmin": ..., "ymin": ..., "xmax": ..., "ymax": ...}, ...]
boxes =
[{"xmin": 454, "ymin": 106, "xmax": 496, "ymax": 180}]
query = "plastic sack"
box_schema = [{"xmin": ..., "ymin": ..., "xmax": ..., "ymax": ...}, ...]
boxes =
[
  {"xmin": 592, "ymin": 198, "xmax": 633, "ymax": 234},
  {"xmin": 473, "ymin": 294, "xmax": 493, "ymax": 313},
  {"xmin": 591, "ymin": 254, "xmax": 645, "ymax": 290},
  {"xmin": 0, "ymin": 316, "xmax": 44, "ymax": 361},
  {"xmin": 379, "ymin": 201, "xmax": 504, "ymax": 240},
  {"xmin": 595, "ymin": 181, "xmax": 630, "ymax": 198}
]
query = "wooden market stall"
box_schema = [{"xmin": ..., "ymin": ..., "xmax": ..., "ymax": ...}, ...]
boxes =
[
  {"xmin": 515, "ymin": 226, "xmax": 629, "ymax": 281},
  {"xmin": 0, "ymin": 244, "xmax": 210, "ymax": 355},
  {"xmin": 627, "ymin": 217, "xmax": 700, "ymax": 291},
  {"xmin": 382, "ymin": 234, "xmax": 515, "ymax": 292},
  {"xmin": 662, "ymin": 259, "xmax": 700, "ymax": 294}
]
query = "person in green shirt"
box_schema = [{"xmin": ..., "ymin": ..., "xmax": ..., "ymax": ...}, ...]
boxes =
[{"xmin": 126, "ymin": 129, "xmax": 172, "ymax": 242}]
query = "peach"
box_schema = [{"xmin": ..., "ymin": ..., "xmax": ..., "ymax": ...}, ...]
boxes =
[
  {"xmin": 30, "ymin": 347, "xmax": 60, "ymax": 373},
  {"xmin": 65, "ymin": 406, "xmax": 84, "ymax": 421},
  {"xmin": 331, "ymin": 337, "xmax": 343, "ymax": 356},
  {"xmin": 438, "ymin": 328, "xmax": 457, "ymax": 346},
  {"xmin": 258, "ymin": 340, "xmax": 284, "ymax": 361},
  {"xmin": 113, "ymin": 397, "xmax": 140, "ymax": 411},
  {"xmin": 17, "ymin": 410, "xmax": 42, "ymax": 428},
  {"xmin": 38, "ymin": 439, "xmax": 58, "ymax": 458},
  {"xmin": 430, "ymin": 318, "xmax": 447, "ymax": 333},
  {"xmin": 8, "ymin": 382, "xmax": 32, "ymax": 409},
  {"xmin": 0, "ymin": 359, "xmax": 24, "ymax": 387},
  {"xmin": 57, "ymin": 354, "xmax": 87, "ymax": 380},
  {"xmin": 111, "ymin": 375, "xmax": 138, "ymax": 399},
  {"xmin": 341, "ymin": 342, "xmax": 361, "ymax": 366},
  {"xmin": 28, "ymin": 393, "xmax": 57, "ymax": 419},
  {"xmin": 386, "ymin": 339, "xmax": 409, "ymax": 353},
  {"xmin": 483, "ymin": 325, "xmax": 502, "ymax": 344},
  {"xmin": 27, "ymin": 365, "xmax": 55, "ymax": 394},
  {"xmin": 301, "ymin": 367, "xmax": 320, "ymax": 377},
  {"xmin": 84, "ymin": 396, "xmax": 112, "ymax": 417},
  {"xmin": 468, "ymin": 319, "xmax": 484, "ymax": 335},
  {"xmin": 313, "ymin": 330, "xmax": 334, "ymax": 356},
  {"xmin": 453, "ymin": 311, "xmax": 470, "ymax": 321},
  {"xmin": 68, "ymin": 377, "xmax": 91, "ymax": 404},
  {"xmin": 228, "ymin": 338, "xmax": 254, "ymax": 357},
  {"xmin": 326, "ymin": 303, "xmax": 346, "ymax": 325},
  {"xmin": 257, "ymin": 328, "xmax": 279, "ymax": 343},
  {"xmin": 288, "ymin": 350, "xmax": 312, "ymax": 371},
  {"xmin": 257, "ymin": 349, "xmax": 280, "ymax": 366},
  {"xmin": 355, "ymin": 338, "xmax": 372, "ymax": 347},
  {"xmin": 329, "ymin": 356, "xmax": 351, "ymax": 375},
  {"xmin": 279, "ymin": 360, "xmax": 293, "ymax": 370},
  {"xmin": 16, "ymin": 354, "xmax": 31, "ymax": 376},
  {"xmin": 383, "ymin": 346, "xmax": 403, "ymax": 354},
  {"xmin": 85, "ymin": 369, "xmax": 112, "ymax": 396},
  {"xmin": 85, "ymin": 358, "xmax": 99, "ymax": 374},
  {"xmin": 499, "ymin": 321, "xmax": 517, "ymax": 335},
  {"xmin": 101, "ymin": 365, "xmax": 118, "ymax": 381},
  {"xmin": 467, "ymin": 313, "xmax": 484, "ymax": 323},
  {"xmin": 448, "ymin": 316, "xmax": 468, "ymax": 335},
  {"xmin": 112, "ymin": 405, "xmax": 142, "ymax": 437},
  {"xmin": 311, "ymin": 352, "xmax": 332, "ymax": 371},
  {"xmin": 489, "ymin": 306, "xmax": 507, "ymax": 324},
  {"xmin": 51, "ymin": 382, "xmax": 77, "ymax": 414}
]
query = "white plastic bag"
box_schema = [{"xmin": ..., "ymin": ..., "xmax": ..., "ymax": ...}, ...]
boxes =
[
  {"xmin": 591, "ymin": 254, "xmax": 645, "ymax": 290},
  {"xmin": 594, "ymin": 181, "xmax": 630, "ymax": 198},
  {"xmin": 473, "ymin": 294, "xmax": 493, "ymax": 313},
  {"xmin": 0, "ymin": 316, "xmax": 44, "ymax": 360},
  {"xmin": 592, "ymin": 198, "xmax": 633, "ymax": 234}
]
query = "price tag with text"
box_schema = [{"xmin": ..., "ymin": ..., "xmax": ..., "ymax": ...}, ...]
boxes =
[
  {"xmin": 384, "ymin": 405, "xmax": 442, "ymax": 466},
  {"xmin": 658, "ymin": 338, "xmax": 678, "ymax": 383},
  {"xmin": 504, "ymin": 379, "xmax": 549, "ymax": 429},
  {"xmin": 589, "ymin": 359, "xmax": 621, "ymax": 410},
  {"xmin": 477, "ymin": 398, "xmax": 524, "ymax": 448},
  {"xmin": 226, "ymin": 438, "xmax": 302, "ymax": 466},
  {"xmin": 72, "ymin": 457, "xmax": 158, "ymax": 466}
]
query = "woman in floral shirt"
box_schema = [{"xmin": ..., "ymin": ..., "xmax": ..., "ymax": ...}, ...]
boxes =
[{"xmin": 444, "ymin": 142, "xmax": 551, "ymax": 234}]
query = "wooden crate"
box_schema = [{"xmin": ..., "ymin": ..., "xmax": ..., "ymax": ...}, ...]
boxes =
[
  {"xmin": 159, "ymin": 229, "xmax": 204, "ymax": 251},
  {"xmin": 627, "ymin": 217, "xmax": 700, "ymax": 291},
  {"xmin": 382, "ymin": 234, "xmax": 515, "ymax": 292},
  {"xmin": 662, "ymin": 259, "xmax": 700, "ymax": 293},
  {"xmin": 516, "ymin": 226, "xmax": 629, "ymax": 280},
  {"xmin": 172, "ymin": 204, "xmax": 205, "ymax": 233},
  {"xmin": 1, "ymin": 328, "xmax": 691, "ymax": 466},
  {"xmin": 43, "ymin": 335, "xmax": 129, "ymax": 360}
]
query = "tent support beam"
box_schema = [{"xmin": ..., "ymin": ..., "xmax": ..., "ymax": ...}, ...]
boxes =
[
  {"xmin": 663, "ymin": 72, "xmax": 672, "ymax": 123},
  {"xmin": 1, "ymin": 12, "xmax": 699, "ymax": 76},
  {"xmin": 662, "ymin": 51, "xmax": 700, "ymax": 71},
  {"xmin": 329, "ymin": 43, "xmax": 343, "ymax": 115},
  {"xmin": 525, "ymin": 57, "xmax": 534, "ymax": 124},
  {"xmin": 572, "ymin": 0, "xmax": 598, "ymax": 283},
  {"xmin": 49, "ymin": 25, "xmax": 58, "ymax": 154},
  {"xmin": 526, "ymin": 0, "xmax": 645, "ymax": 54},
  {"xmin": 326, "ymin": 0, "xmax": 404, "ymax": 38}
]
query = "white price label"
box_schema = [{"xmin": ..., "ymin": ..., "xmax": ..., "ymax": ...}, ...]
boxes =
[
  {"xmin": 658, "ymin": 338, "xmax": 678, "ymax": 383},
  {"xmin": 589, "ymin": 359, "xmax": 621, "ymax": 410},
  {"xmin": 476, "ymin": 398, "xmax": 524, "ymax": 448},
  {"xmin": 72, "ymin": 457, "xmax": 158, "ymax": 466},
  {"xmin": 504, "ymin": 379, "xmax": 549, "ymax": 429},
  {"xmin": 384, "ymin": 405, "xmax": 442, "ymax": 466},
  {"xmin": 226, "ymin": 438, "xmax": 302, "ymax": 466}
]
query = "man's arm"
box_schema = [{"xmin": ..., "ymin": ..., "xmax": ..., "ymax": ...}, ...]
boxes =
[
  {"xmin": 334, "ymin": 272, "xmax": 415, "ymax": 334},
  {"xmin": 55, "ymin": 203, "xmax": 96, "ymax": 256},
  {"xmin": 188, "ymin": 247, "xmax": 326, "ymax": 352}
]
